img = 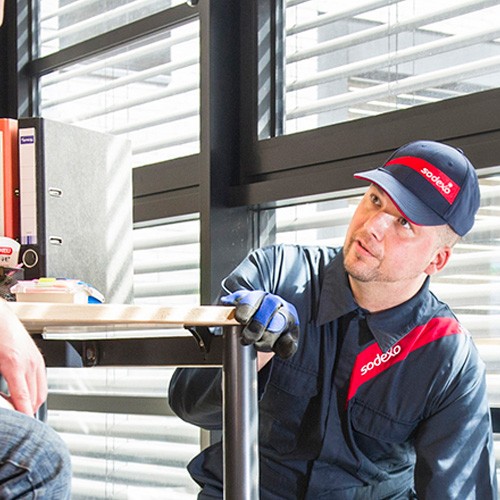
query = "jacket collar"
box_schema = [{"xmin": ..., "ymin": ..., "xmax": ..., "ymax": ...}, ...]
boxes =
[{"xmin": 316, "ymin": 248, "xmax": 434, "ymax": 352}]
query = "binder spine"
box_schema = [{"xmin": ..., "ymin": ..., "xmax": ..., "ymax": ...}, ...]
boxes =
[
  {"xmin": 19, "ymin": 127, "xmax": 38, "ymax": 245},
  {"xmin": 19, "ymin": 120, "xmax": 45, "ymax": 279},
  {"xmin": 0, "ymin": 118, "xmax": 20, "ymax": 240}
]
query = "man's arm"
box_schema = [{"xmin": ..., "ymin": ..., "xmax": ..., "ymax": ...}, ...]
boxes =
[
  {"xmin": 413, "ymin": 362, "xmax": 497, "ymax": 499},
  {"xmin": 0, "ymin": 300, "xmax": 48, "ymax": 415},
  {"xmin": 168, "ymin": 245, "xmax": 292, "ymax": 428},
  {"xmin": 168, "ymin": 367, "xmax": 223, "ymax": 430}
]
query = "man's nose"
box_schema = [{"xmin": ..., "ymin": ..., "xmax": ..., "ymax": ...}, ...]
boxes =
[{"xmin": 364, "ymin": 212, "xmax": 392, "ymax": 240}]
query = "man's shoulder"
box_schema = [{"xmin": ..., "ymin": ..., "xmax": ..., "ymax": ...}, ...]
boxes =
[{"xmin": 414, "ymin": 311, "xmax": 484, "ymax": 376}]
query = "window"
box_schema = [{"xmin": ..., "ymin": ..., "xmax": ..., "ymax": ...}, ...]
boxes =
[
  {"xmin": 48, "ymin": 378, "xmax": 200, "ymax": 499},
  {"xmin": 39, "ymin": 0, "xmax": 187, "ymax": 56},
  {"xmin": 39, "ymin": 20, "xmax": 200, "ymax": 166},
  {"xmin": 284, "ymin": 0, "xmax": 500, "ymax": 134},
  {"xmin": 133, "ymin": 216, "xmax": 200, "ymax": 305},
  {"xmin": 47, "ymin": 215, "xmax": 202, "ymax": 498}
]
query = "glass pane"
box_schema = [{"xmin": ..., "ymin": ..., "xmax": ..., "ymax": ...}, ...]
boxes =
[
  {"xmin": 39, "ymin": 21, "xmax": 200, "ymax": 166},
  {"xmin": 133, "ymin": 216, "xmax": 200, "ymax": 306},
  {"xmin": 47, "ymin": 408, "xmax": 200, "ymax": 499},
  {"xmin": 284, "ymin": 0, "xmax": 500, "ymax": 134},
  {"xmin": 47, "ymin": 215, "xmax": 201, "ymax": 498},
  {"xmin": 39, "ymin": 0, "xmax": 187, "ymax": 57}
]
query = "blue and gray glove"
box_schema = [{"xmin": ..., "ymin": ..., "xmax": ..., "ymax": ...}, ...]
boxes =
[{"xmin": 221, "ymin": 290, "xmax": 299, "ymax": 359}]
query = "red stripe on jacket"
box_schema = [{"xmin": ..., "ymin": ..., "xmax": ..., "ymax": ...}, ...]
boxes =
[{"xmin": 347, "ymin": 317, "xmax": 464, "ymax": 402}]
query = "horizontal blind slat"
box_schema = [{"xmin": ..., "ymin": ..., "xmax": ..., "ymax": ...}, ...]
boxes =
[
  {"xmin": 41, "ymin": 0, "xmax": 164, "ymax": 44},
  {"xmin": 287, "ymin": 0, "xmax": 500, "ymax": 64},
  {"xmin": 287, "ymin": 53, "xmax": 500, "ymax": 119},
  {"xmin": 42, "ymin": 31, "xmax": 198, "ymax": 86},
  {"xmin": 44, "ymin": 57, "xmax": 198, "ymax": 108},
  {"xmin": 286, "ymin": 0, "xmax": 402, "ymax": 36},
  {"xmin": 287, "ymin": 25, "xmax": 500, "ymax": 92},
  {"xmin": 68, "ymin": 81, "xmax": 199, "ymax": 124}
]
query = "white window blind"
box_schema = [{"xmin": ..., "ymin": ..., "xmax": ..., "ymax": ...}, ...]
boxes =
[
  {"xmin": 133, "ymin": 217, "xmax": 200, "ymax": 305},
  {"xmin": 47, "ymin": 378, "xmax": 200, "ymax": 499},
  {"xmin": 47, "ymin": 216, "xmax": 202, "ymax": 499},
  {"xmin": 39, "ymin": 0, "xmax": 186, "ymax": 57},
  {"xmin": 39, "ymin": 20, "xmax": 200, "ymax": 166},
  {"xmin": 285, "ymin": 0, "xmax": 500, "ymax": 134}
]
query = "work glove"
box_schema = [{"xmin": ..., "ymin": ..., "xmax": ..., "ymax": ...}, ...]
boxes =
[{"xmin": 221, "ymin": 290, "xmax": 299, "ymax": 359}]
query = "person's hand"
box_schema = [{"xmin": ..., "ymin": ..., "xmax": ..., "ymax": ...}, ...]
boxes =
[
  {"xmin": 0, "ymin": 301, "xmax": 48, "ymax": 415},
  {"xmin": 221, "ymin": 290, "xmax": 299, "ymax": 359}
]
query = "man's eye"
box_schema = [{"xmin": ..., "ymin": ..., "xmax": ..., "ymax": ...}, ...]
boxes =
[
  {"xmin": 399, "ymin": 217, "xmax": 411, "ymax": 229},
  {"xmin": 370, "ymin": 193, "xmax": 381, "ymax": 205}
]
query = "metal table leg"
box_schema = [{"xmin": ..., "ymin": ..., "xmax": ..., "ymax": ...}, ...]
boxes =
[{"xmin": 222, "ymin": 325, "xmax": 259, "ymax": 500}]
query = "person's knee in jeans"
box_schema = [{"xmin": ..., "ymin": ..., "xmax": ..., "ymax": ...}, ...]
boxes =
[
  {"xmin": 33, "ymin": 419, "xmax": 72, "ymax": 496},
  {"xmin": 0, "ymin": 409, "xmax": 72, "ymax": 498}
]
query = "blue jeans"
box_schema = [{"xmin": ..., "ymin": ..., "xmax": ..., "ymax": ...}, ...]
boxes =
[{"xmin": 0, "ymin": 408, "xmax": 71, "ymax": 498}]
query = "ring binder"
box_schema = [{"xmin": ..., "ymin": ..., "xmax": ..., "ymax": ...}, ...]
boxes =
[{"xmin": 18, "ymin": 117, "xmax": 134, "ymax": 304}]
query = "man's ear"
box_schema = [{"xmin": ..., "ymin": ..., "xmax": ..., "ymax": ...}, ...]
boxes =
[{"xmin": 424, "ymin": 246, "xmax": 452, "ymax": 276}]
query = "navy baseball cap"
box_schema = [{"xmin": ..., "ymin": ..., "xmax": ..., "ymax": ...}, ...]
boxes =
[{"xmin": 354, "ymin": 140, "xmax": 480, "ymax": 236}]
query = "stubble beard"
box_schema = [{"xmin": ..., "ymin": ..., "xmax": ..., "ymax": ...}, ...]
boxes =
[
  {"xmin": 343, "ymin": 237, "xmax": 425, "ymax": 284},
  {"xmin": 344, "ymin": 254, "xmax": 382, "ymax": 283},
  {"xmin": 343, "ymin": 238, "xmax": 383, "ymax": 283}
]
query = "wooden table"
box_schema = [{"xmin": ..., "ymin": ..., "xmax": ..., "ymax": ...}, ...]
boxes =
[{"xmin": 8, "ymin": 302, "xmax": 259, "ymax": 500}]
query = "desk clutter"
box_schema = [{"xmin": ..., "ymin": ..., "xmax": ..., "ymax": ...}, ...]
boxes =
[
  {"xmin": 0, "ymin": 235, "xmax": 104, "ymax": 304},
  {"xmin": 11, "ymin": 278, "xmax": 104, "ymax": 304}
]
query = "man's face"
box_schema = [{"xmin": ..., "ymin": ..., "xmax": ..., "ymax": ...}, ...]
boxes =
[{"xmin": 343, "ymin": 185, "xmax": 447, "ymax": 285}]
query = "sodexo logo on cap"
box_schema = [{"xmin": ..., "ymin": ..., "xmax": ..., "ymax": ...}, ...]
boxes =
[
  {"xmin": 354, "ymin": 140, "xmax": 480, "ymax": 237},
  {"xmin": 385, "ymin": 156, "xmax": 460, "ymax": 204}
]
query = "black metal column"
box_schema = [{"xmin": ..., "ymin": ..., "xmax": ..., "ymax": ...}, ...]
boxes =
[
  {"xmin": 223, "ymin": 325, "xmax": 259, "ymax": 500},
  {"xmin": 0, "ymin": 0, "xmax": 35, "ymax": 117},
  {"xmin": 198, "ymin": 0, "xmax": 253, "ymax": 305}
]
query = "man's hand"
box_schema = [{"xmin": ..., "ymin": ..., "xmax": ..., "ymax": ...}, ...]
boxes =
[
  {"xmin": 221, "ymin": 290, "xmax": 299, "ymax": 359},
  {"xmin": 0, "ymin": 301, "xmax": 47, "ymax": 415}
]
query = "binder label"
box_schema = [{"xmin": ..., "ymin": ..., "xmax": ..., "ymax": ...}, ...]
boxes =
[
  {"xmin": 20, "ymin": 135, "xmax": 35, "ymax": 145},
  {"xmin": 19, "ymin": 127, "xmax": 38, "ymax": 245}
]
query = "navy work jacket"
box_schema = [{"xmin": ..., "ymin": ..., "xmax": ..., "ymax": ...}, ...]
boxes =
[{"xmin": 169, "ymin": 244, "xmax": 497, "ymax": 499}]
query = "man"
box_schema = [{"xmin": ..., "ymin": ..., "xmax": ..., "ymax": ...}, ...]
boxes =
[
  {"xmin": 0, "ymin": 1, "xmax": 72, "ymax": 497},
  {"xmin": 169, "ymin": 140, "xmax": 497, "ymax": 499}
]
